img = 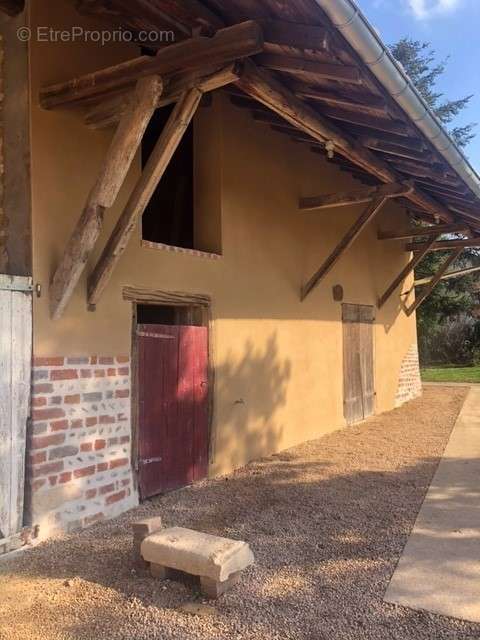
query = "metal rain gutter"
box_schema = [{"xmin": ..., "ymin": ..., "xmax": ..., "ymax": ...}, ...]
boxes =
[{"xmin": 314, "ymin": 0, "xmax": 480, "ymax": 202}]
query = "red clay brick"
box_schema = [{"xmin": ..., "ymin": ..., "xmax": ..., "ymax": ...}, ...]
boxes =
[
  {"xmin": 86, "ymin": 417, "xmax": 97, "ymax": 427},
  {"xmin": 51, "ymin": 369, "xmax": 78, "ymax": 381},
  {"xmin": 81, "ymin": 369, "xmax": 92, "ymax": 378},
  {"xmin": 65, "ymin": 394, "xmax": 80, "ymax": 404},
  {"xmin": 99, "ymin": 483, "xmax": 115, "ymax": 495},
  {"xmin": 31, "ymin": 433, "xmax": 65, "ymax": 450},
  {"xmin": 71, "ymin": 419, "xmax": 83, "ymax": 429},
  {"xmin": 80, "ymin": 442, "xmax": 93, "ymax": 452},
  {"xmin": 33, "ymin": 383, "xmax": 54, "ymax": 394},
  {"xmin": 116, "ymin": 356, "xmax": 129, "ymax": 363},
  {"xmin": 74, "ymin": 465, "xmax": 96, "ymax": 479},
  {"xmin": 121, "ymin": 478, "xmax": 131, "ymax": 487},
  {"xmin": 32, "ymin": 397, "xmax": 47, "ymax": 407},
  {"xmin": 107, "ymin": 368, "xmax": 116, "ymax": 377},
  {"xmin": 100, "ymin": 357, "xmax": 114, "ymax": 365},
  {"xmin": 99, "ymin": 415, "xmax": 114, "ymax": 424},
  {"xmin": 115, "ymin": 389, "xmax": 129, "ymax": 399},
  {"xmin": 34, "ymin": 357, "xmax": 64, "ymax": 367},
  {"xmin": 31, "ymin": 461, "xmax": 63, "ymax": 478},
  {"xmin": 85, "ymin": 489, "xmax": 97, "ymax": 499},
  {"xmin": 109, "ymin": 457, "xmax": 129, "ymax": 470},
  {"xmin": 84, "ymin": 512, "xmax": 104, "ymax": 526},
  {"xmin": 90, "ymin": 356, "xmax": 98, "ymax": 365},
  {"xmin": 118, "ymin": 367, "xmax": 129, "ymax": 376},
  {"xmin": 32, "ymin": 407, "xmax": 65, "ymax": 422},
  {"xmin": 108, "ymin": 437, "xmax": 118, "ymax": 446},
  {"xmin": 29, "ymin": 451, "xmax": 47, "ymax": 465},
  {"xmin": 50, "ymin": 419, "xmax": 68, "ymax": 432},
  {"xmin": 32, "ymin": 479, "xmax": 46, "ymax": 492},
  {"xmin": 94, "ymin": 439, "xmax": 106, "ymax": 450},
  {"xmin": 97, "ymin": 462, "xmax": 108, "ymax": 472},
  {"xmin": 105, "ymin": 490, "xmax": 126, "ymax": 505},
  {"xmin": 48, "ymin": 475, "xmax": 58, "ymax": 486},
  {"xmin": 59, "ymin": 471, "xmax": 72, "ymax": 484},
  {"xmin": 120, "ymin": 435, "xmax": 130, "ymax": 444},
  {"xmin": 94, "ymin": 370, "xmax": 105, "ymax": 378}
]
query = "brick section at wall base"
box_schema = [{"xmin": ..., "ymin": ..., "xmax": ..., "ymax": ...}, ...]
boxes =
[
  {"xmin": 395, "ymin": 343, "xmax": 422, "ymax": 408},
  {"xmin": 26, "ymin": 356, "xmax": 138, "ymax": 538}
]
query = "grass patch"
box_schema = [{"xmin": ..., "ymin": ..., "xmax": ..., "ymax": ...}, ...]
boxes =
[{"xmin": 421, "ymin": 365, "xmax": 480, "ymax": 383}]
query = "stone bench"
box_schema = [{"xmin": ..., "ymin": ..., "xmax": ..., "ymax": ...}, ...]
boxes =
[{"xmin": 135, "ymin": 521, "xmax": 254, "ymax": 598}]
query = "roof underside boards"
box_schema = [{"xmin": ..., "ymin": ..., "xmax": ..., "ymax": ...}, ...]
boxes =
[{"xmin": 70, "ymin": 0, "xmax": 480, "ymax": 231}]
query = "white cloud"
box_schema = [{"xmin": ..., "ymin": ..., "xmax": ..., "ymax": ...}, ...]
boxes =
[{"xmin": 408, "ymin": 0, "xmax": 463, "ymax": 19}]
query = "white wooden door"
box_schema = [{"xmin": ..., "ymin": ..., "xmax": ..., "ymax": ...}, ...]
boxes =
[{"xmin": 0, "ymin": 275, "xmax": 32, "ymax": 539}]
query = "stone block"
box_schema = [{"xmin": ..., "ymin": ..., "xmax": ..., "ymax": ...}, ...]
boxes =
[{"xmin": 141, "ymin": 527, "xmax": 254, "ymax": 583}]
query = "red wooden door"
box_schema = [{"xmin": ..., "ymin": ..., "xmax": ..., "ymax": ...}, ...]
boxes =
[{"xmin": 137, "ymin": 324, "xmax": 209, "ymax": 498}]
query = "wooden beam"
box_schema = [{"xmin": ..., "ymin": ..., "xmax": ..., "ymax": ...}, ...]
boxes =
[
  {"xmin": 360, "ymin": 136, "xmax": 433, "ymax": 162},
  {"xmin": 235, "ymin": 60, "xmax": 455, "ymax": 223},
  {"xmin": 378, "ymin": 223, "xmax": 470, "ymax": 240},
  {"xmin": 87, "ymin": 88, "xmax": 202, "ymax": 307},
  {"xmin": 295, "ymin": 88, "xmax": 386, "ymax": 114},
  {"xmin": 414, "ymin": 264, "xmax": 480, "ymax": 286},
  {"xmin": 406, "ymin": 249, "xmax": 464, "ymax": 316},
  {"xmin": 377, "ymin": 234, "xmax": 439, "ymax": 309},
  {"xmin": 256, "ymin": 54, "xmax": 361, "ymax": 84},
  {"xmin": 321, "ymin": 107, "xmax": 409, "ymax": 136},
  {"xmin": 0, "ymin": 0, "xmax": 23, "ymax": 15},
  {"xmin": 300, "ymin": 182, "xmax": 412, "ymax": 211},
  {"xmin": 49, "ymin": 75, "xmax": 163, "ymax": 320},
  {"xmin": 262, "ymin": 20, "xmax": 328, "ymax": 50},
  {"xmin": 405, "ymin": 238, "xmax": 480, "ymax": 252},
  {"xmin": 301, "ymin": 196, "xmax": 389, "ymax": 301},
  {"xmin": 40, "ymin": 21, "xmax": 263, "ymax": 109},
  {"xmin": 85, "ymin": 62, "xmax": 242, "ymax": 129}
]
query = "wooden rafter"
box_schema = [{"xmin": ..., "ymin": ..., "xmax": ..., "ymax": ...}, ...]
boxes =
[
  {"xmin": 405, "ymin": 238, "xmax": 480, "ymax": 252},
  {"xmin": 49, "ymin": 76, "xmax": 163, "ymax": 319},
  {"xmin": 406, "ymin": 249, "xmax": 464, "ymax": 316},
  {"xmin": 262, "ymin": 20, "xmax": 329, "ymax": 50},
  {"xmin": 235, "ymin": 60, "xmax": 455, "ymax": 223},
  {"xmin": 39, "ymin": 21, "xmax": 263, "ymax": 109},
  {"xmin": 377, "ymin": 234, "xmax": 439, "ymax": 309},
  {"xmin": 360, "ymin": 136, "xmax": 433, "ymax": 162},
  {"xmin": 301, "ymin": 188, "xmax": 411, "ymax": 301},
  {"xmin": 299, "ymin": 182, "xmax": 412, "ymax": 211},
  {"xmin": 320, "ymin": 108, "xmax": 409, "ymax": 136},
  {"xmin": 378, "ymin": 223, "xmax": 470, "ymax": 241},
  {"xmin": 256, "ymin": 54, "xmax": 361, "ymax": 84},
  {"xmin": 88, "ymin": 88, "xmax": 203, "ymax": 308},
  {"xmin": 414, "ymin": 264, "xmax": 480, "ymax": 286},
  {"xmin": 84, "ymin": 62, "xmax": 242, "ymax": 129}
]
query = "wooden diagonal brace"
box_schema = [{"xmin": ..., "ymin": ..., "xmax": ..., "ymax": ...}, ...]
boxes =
[
  {"xmin": 49, "ymin": 75, "xmax": 163, "ymax": 320},
  {"xmin": 87, "ymin": 88, "xmax": 202, "ymax": 308},
  {"xmin": 405, "ymin": 249, "xmax": 464, "ymax": 317},
  {"xmin": 414, "ymin": 264, "xmax": 480, "ymax": 286},
  {"xmin": 301, "ymin": 196, "xmax": 388, "ymax": 301},
  {"xmin": 377, "ymin": 233, "xmax": 439, "ymax": 309}
]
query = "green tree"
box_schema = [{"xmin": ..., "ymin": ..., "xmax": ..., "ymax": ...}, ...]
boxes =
[{"xmin": 390, "ymin": 38, "xmax": 476, "ymax": 148}]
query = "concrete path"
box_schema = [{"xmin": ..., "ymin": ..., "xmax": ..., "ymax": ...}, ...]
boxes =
[{"xmin": 384, "ymin": 387, "xmax": 480, "ymax": 623}]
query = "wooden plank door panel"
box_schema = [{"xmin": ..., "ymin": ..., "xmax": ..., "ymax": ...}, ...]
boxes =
[
  {"xmin": 0, "ymin": 276, "xmax": 32, "ymax": 539},
  {"xmin": 343, "ymin": 304, "xmax": 374, "ymax": 425},
  {"xmin": 137, "ymin": 322, "xmax": 209, "ymax": 499}
]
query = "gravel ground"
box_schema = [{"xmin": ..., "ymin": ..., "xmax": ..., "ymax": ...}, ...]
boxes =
[{"xmin": 1, "ymin": 387, "xmax": 477, "ymax": 640}]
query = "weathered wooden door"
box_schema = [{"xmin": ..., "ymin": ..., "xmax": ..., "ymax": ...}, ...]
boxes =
[
  {"xmin": 342, "ymin": 304, "xmax": 375, "ymax": 425},
  {"xmin": 0, "ymin": 275, "xmax": 32, "ymax": 539},
  {"xmin": 137, "ymin": 324, "xmax": 209, "ymax": 498}
]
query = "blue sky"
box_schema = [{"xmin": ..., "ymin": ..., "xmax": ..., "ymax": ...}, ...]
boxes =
[{"xmin": 357, "ymin": 0, "xmax": 480, "ymax": 172}]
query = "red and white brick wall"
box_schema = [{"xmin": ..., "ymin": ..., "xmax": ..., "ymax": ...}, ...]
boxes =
[
  {"xmin": 26, "ymin": 356, "xmax": 138, "ymax": 537},
  {"xmin": 395, "ymin": 343, "xmax": 422, "ymax": 408}
]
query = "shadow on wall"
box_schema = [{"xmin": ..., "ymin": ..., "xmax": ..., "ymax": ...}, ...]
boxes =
[{"xmin": 211, "ymin": 333, "xmax": 292, "ymax": 474}]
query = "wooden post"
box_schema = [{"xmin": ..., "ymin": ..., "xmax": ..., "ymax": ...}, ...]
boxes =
[
  {"xmin": 301, "ymin": 196, "xmax": 388, "ymax": 301},
  {"xmin": 377, "ymin": 234, "xmax": 439, "ymax": 309},
  {"xmin": 49, "ymin": 75, "xmax": 163, "ymax": 320},
  {"xmin": 88, "ymin": 88, "xmax": 202, "ymax": 307},
  {"xmin": 406, "ymin": 249, "xmax": 464, "ymax": 316}
]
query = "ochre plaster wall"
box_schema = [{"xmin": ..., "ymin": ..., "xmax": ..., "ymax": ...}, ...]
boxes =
[{"xmin": 29, "ymin": 0, "xmax": 419, "ymax": 482}]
